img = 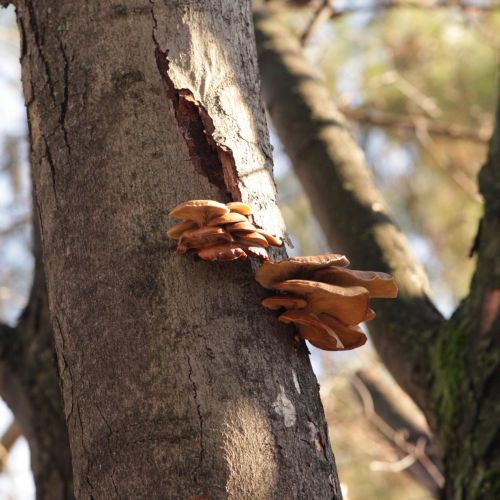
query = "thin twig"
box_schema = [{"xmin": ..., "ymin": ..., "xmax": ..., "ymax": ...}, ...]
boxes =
[
  {"xmin": 301, "ymin": 0, "xmax": 336, "ymax": 45},
  {"xmin": 352, "ymin": 375, "xmax": 445, "ymax": 489},
  {"xmin": 0, "ymin": 421, "xmax": 22, "ymax": 473},
  {"xmin": 329, "ymin": 1, "xmax": 500, "ymax": 19},
  {"xmin": 339, "ymin": 104, "xmax": 492, "ymax": 144},
  {"xmin": 0, "ymin": 214, "xmax": 31, "ymax": 239}
]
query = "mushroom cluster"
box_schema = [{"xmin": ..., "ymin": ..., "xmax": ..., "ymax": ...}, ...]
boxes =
[
  {"xmin": 168, "ymin": 200, "xmax": 283, "ymax": 261},
  {"xmin": 256, "ymin": 254, "xmax": 397, "ymax": 351}
]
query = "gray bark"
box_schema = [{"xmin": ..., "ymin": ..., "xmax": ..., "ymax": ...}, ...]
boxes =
[{"xmin": 15, "ymin": 0, "xmax": 342, "ymax": 498}]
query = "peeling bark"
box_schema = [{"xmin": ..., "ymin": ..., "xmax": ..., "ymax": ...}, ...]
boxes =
[{"xmin": 15, "ymin": 1, "xmax": 342, "ymax": 498}]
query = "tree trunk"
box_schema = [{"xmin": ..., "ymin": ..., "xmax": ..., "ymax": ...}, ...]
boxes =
[
  {"xmin": 0, "ymin": 215, "xmax": 74, "ymax": 499},
  {"xmin": 15, "ymin": 0, "xmax": 342, "ymax": 498}
]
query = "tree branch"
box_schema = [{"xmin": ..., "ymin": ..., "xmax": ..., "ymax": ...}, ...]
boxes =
[
  {"xmin": 0, "ymin": 420, "xmax": 22, "ymax": 473},
  {"xmin": 339, "ymin": 104, "xmax": 492, "ymax": 144},
  {"xmin": 255, "ymin": 13, "xmax": 444, "ymax": 419},
  {"xmin": 328, "ymin": 1, "xmax": 500, "ymax": 18}
]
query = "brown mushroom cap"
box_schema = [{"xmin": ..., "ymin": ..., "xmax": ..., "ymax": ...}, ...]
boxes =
[
  {"xmin": 167, "ymin": 220, "xmax": 198, "ymax": 240},
  {"xmin": 169, "ymin": 200, "xmax": 229, "ymax": 225},
  {"xmin": 227, "ymin": 202, "xmax": 252, "ymax": 215},
  {"xmin": 273, "ymin": 279, "xmax": 369, "ymax": 325},
  {"xmin": 207, "ymin": 212, "xmax": 249, "ymax": 226},
  {"xmin": 240, "ymin": 245, "xmax": 269, "ymax": 261},
  {"xmin": 313, "ymin": 267, "xmax": 398, "ymax": 298},
  {"xmin": 178, "ymin": 227, "xmax": 232, "ymax": 252},
  {"xmin": 197, "ymin": 243, "xmax": 247, "ymax": 261},
  {"xmin": 278, "ymin": 310, "xmax": 344, "ymax": 350},
  {"xmin": 226, "ymin": 221, "xmax": 260, "ymax": 233},
  {"xmin": 364, "ymin": 308, "xmax": 376, "ymax": 321},
  {"xmin": 255, "ymin": 254, "xmax": 350, "ymax": 289},
  {"xmin": 235, "ymin": 231, "xmax": 269, "ymax": 248},
  {"xmin": 261, "ymin": 296, "xmax": 308, "ymax": 310},
  {"xmin": 254, "ymin": 228, "xmax": 283, "ymax": 247},
  {"xmin": 318, "ymin": 314, "xmax": 367, "ymax": 351}
]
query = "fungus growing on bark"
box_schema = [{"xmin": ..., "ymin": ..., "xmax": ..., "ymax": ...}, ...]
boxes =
[
  {"xmin": 257, "ymin": 254, "xmax": 397, "ymax": 351},
  {"xmin": 168, "ymin": 199, "xmax": 283, "ymax": 261}
]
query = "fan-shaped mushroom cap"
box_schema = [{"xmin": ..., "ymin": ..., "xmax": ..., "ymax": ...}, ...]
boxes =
[
  {"xmin": 255, "ymin": 254, "xmax": 350, "ymax": 289},
  {"xmin": 254, "ymin": 229, "xmax": 283, "ymax": 247},
  {"xmin": 273, "ymin": 279, "xmax": 369, "ymax": 325},
  {"xmin": 178, "ymin": 227, "xmax": 232, "ymax": 251},
  {"xmin": 240, "ymin": 245, "xmax": 269, "ymax": 261},
  {"xmin": 207, "ymin": 212, "xmax": 248, "ymax": 226},
  {"xmin": 169, "ymin": 200, "xmax": 229, "ymax": 225},
  {"xmin": 261, "ymin": 296, "xmax": 308, "ymax": 310},
  {"xmin": 227, "ymin": 202, "xmax": 252, "ymax": 215},
  {"xmin": 197, "ymin": 243, "xmax": 247, "ymax": 261},
  {"xmin": 365, "ymin": 308, "xmax": 376, "ymax": 321},
  {"xmin": 167, "ymin": 221, "xmax": 198, "ymax": 240},
  {"xmin": 278, "ymin": 311, "xmax": 344, "ymax": 350},
  {"xmin": 235, "ymin": 231, "xmax": 269, "ymax": 248},
  {"xmin": 313, "ymin": 268, "xmax": 398, "ymax": 298},
  {"xmin": 318, "ymin": 314, "xmax": 367, "ymax": 351},
  {"xmin": 226, "ymin": 221, "xmax": 260, "ymax": 233}
]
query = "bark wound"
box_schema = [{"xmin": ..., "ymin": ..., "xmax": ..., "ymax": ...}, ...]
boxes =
[{"xmin": 154, "ymin": 47, "xmax": 241, "ymax": 201}]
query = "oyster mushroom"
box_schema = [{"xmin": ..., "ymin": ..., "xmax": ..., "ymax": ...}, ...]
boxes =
[
  {"xmin": 273, "ymin": 279, "xmax": 370, "ymax": 325},
  {"xmin": 278, "ymin": 310, "xmax": 345, "ymax": 350},
  {"xmin": 178, "ymin": 226, "xmax": 233, "ymax": 252},
  {"xmin": 197, "ymin": 243, "xmax": 247, "ymax": 262},
  {"xmin": 167, "ymin": 220, "xmax": 198, "ymax": 240},
  {"xmin": 313, "ymin": 267, "xmax": 398, "ymax": 298},
  {"xmin": 261, "ymin": 296, "xmax": 308, "ymax": 310},
  {"xmin": 207, "ymin": 212, "xmax": 249, "ymax": 226},
  {"xmin": 169, "ymin": 200, "xmax": 229, "ymax": 226},
  {"xmin": 226, "ymin": 202, "xmax": 252, "ymax": 215},
  {"xmin": 255, "ymin": 254, "xmax": 350, "ymax": 289}
]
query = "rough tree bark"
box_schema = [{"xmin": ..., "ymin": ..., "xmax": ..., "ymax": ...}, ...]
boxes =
[
  {"xmin": 12, "ymin": 0, "xmax": 342, "ymax": 498},
  {"xmin": 255, "ymin": 14, "xmax": 500, "ymax": 499}
]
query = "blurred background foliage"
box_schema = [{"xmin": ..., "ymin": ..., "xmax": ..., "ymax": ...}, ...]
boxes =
[{"xmin": 1, "ymin": 1, "xmax": 499, "ymax": 498}]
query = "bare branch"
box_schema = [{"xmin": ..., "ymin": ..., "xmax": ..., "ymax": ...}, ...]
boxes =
[
  {"xmin": 329, "ymin": 1, "xmax": 500, "ymax": 18},
  {"xmin": 0, "ymin": 420, "xmax": 22, "ymax": 473},
  {"xmin": 0, "ymin": 214, "xmax": 32, "ymax": 239},
  {"xmin": 339, "ymin": 104, "xmax": 492, "ymax": 144},
  {"xmin": 301, "ymin": 0, "xmax": 336, "ymax": 45},
  {"xmin": 352, "ymin": 370, "xmax": 444, "ymax": 493}
]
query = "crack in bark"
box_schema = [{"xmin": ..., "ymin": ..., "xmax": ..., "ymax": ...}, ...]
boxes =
[
  {"xmin": 186, "ymin": 352, "xmax": 205, "ymax": 478},
  {"xmin": 94, "ymin": 403, "xmax": 119, "ymax": 497},
  {"xmin": 150, "ymin": 4, "xmax": 241, "ymax": 200},
  {"xmin": 25, "ymin": 0, "xmax": 57, "ymax": 106},
  {"xmin": 42, "ymin": 136, "xmax": 58, "ymax": 203},
  {"xmin": 58, "ymin": 39, "xmax": 72, "ymax": 157}
]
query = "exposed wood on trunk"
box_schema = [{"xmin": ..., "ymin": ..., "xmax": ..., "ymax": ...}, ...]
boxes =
[{"xmin": 15, "ymin": 0, "xmax": 342, "ymax": 498}]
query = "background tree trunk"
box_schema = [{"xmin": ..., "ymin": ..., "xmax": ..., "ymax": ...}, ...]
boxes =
[
  {"xmin": 255, "ymin": 13, "xmax": 500, "ymax": 498},
  {"xmin": 15, "ymin": 0, "xmax": 342, "ymax": 498},
  {"xmin": 0, "ymin": 216, "xmax": 73, "ymax": 499}
]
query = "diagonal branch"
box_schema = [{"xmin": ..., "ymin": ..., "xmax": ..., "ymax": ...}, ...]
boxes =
[
  {"xmin": 339, "ymin": 104, "xmax": 492, "ymax": 144},
  {"xmin": 255, "ymin": 13, "xmax": 444, "ymax": 419}
]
